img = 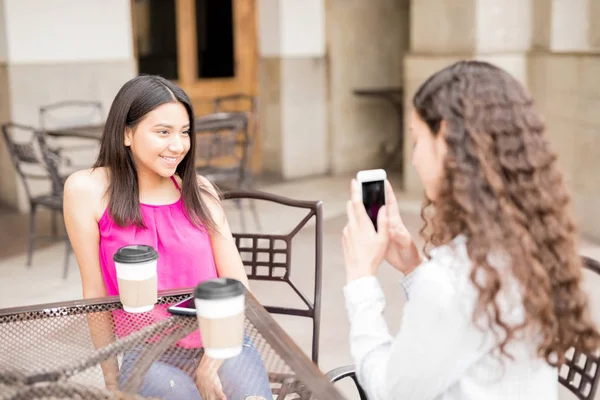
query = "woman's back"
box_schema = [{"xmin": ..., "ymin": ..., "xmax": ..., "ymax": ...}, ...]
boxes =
[
  {"xmin": 386, "ymin": 237, "xmax": 558, "ymax": 399},
  {"xmin": 340, "ymin": 61, "xmax": 597, "ymax": 400}
]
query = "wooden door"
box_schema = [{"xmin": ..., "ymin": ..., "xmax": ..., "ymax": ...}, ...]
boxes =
[{"xmin": 131, "ymin": 0, "xmax": 260, "ymax": 170}]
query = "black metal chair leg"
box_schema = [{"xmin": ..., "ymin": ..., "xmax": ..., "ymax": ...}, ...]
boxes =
[
  {"xmin": 63, "ymin": 238, "xmax": 71, "ymax": 280},
  {"xmin": 27, "ymin": 203, "xmax": 38, "ymax": 267},
  {"xmin": 249, "ymin": 199, "xmax": 261, "ymax": 232},
  {"xmin": 51, "ymin": 210, "xmax": 58, "ymax": 238},
  {"xmin": 235, "ymin": 198, "xmax": 247, "ymax": 233}
]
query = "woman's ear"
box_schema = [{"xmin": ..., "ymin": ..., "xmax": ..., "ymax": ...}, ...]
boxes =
[{"xmin": 124, "ymin": 127, "xmax": 133, "ymax": 147}]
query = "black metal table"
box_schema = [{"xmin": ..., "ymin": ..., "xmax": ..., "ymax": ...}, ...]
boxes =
[{"xmin": 0, "ymin": 288, "xmax": 343, "ymax": 400}]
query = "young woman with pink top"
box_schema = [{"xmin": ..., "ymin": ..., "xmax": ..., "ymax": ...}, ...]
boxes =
[{"xmin": 63, "ymin": 75, "xmax": 271, "ymax": 399}]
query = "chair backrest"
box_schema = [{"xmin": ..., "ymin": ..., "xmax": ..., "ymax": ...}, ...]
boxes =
[
  {"xmin": 1, "ymin": 123, "xmax": 55, "ymax": 202},
  {"xmin": 558, "ymin": 255, "xmax": 600, "ymax": 400},
  {"xmin": 223, "ymin": 189, "xmax": 323, "ymax": 364},
  {"xmin": 39, "ymin": 100, "xmax": 104, "ymax": 131},
  {"xmin": 212, "ymin": 94, "xmax": 258, "ymax": 138},
  {"xmin": 326, "ymin": 365, "xmax": 367, "ymax": 400},
  {"xmin": 33, "ymin": 132, "xmax": 65, "ymax": 196},
  {"xmin": 194, "ymin": 112, "xmax": 250, "ymax": 181}
]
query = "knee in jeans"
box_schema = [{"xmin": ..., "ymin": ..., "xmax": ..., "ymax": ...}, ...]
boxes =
[
  {"xmin": 218, "ymin": 344, "xmax": 272, "ymax": 399},
  {"xmin": 120, "ymin": 360, "xmax": 201, "ymax": 400}
]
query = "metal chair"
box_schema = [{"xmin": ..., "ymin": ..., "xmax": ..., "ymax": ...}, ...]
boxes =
[
  {"xmin": 326, "ymin": 255, "xmax": 600, "ymax": 400},
  {"xmin": 559, "ymin": 256, "xmax": 600, "ymax": 399},
  {"xmin": 325, "ymin": 365, "xmax": 367, "ymax": 400},
  {"xmin": 223, "ymin": 189, "xmax": 323, "ymax": 364},
  {"xmin": 212, "ymin": 94, "xmax": 260, "ymax": 190},
  {"xmin": 195, "ymin": 112, "xmax": 261, "ymax": 231},
  {"xmin": 39, "ymin": 100, "xmax": 104, "ymax": 131},
  {"xmin": 1, "ymin": 123, "xmax": 72, "ymax": 278},
  {"xmin": 39, "ymin": 100, "xmax": 104, "ymax": 235},
  {"xmin": 211, "ymin": 94, "xmax": 259, "ymax": 144}
]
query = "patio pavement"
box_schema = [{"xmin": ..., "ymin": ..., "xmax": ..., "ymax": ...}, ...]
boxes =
[{"xmin": 0, "ymin": 173, "xmax": 599, "ymax": 399}]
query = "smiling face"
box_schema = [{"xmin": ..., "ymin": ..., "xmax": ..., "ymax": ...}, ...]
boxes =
[{"xmin": 124, "ymin": 102, "xmax": 191, "ymax": 179}]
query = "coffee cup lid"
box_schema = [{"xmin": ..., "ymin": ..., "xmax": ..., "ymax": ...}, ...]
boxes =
[
  {"xmin": 113, "ymin": 245, "xmax": 159, "ymax": 264},
  {"xmin": 194, "ymin": 278, "xmax": 245, "ymax": 300}
]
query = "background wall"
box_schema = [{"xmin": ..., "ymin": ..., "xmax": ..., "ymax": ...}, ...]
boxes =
[{"xmin": 0, "ymin": 0, "xmax": 136, "ymax": 211}]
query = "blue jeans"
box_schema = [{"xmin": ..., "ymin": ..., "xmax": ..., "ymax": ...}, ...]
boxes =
[{"xmin": 118, "ymin": 335, "xmax": 272, "ymax": 399}]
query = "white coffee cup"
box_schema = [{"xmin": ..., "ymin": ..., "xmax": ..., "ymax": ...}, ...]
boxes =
[
  {"xmin": 113, "ymin": 245, "xmax": 159, "ymax": 313},
  {"xmin": 194, "ymin": 278, "xmax": 246, "ymax": 359}
]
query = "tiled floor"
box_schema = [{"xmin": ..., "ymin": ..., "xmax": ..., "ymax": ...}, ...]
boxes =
[{"xmin": 0, "ymin": 173, "xmax": 599, "ymax": 399}]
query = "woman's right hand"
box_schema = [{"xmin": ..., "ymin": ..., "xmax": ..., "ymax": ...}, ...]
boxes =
[{"xmin": 384, "ymin": 180, "xmax": 422, "ymax": 275}]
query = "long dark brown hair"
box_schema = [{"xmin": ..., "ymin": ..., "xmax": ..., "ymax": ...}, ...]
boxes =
[
  {"xmin": 94, "ymin": 75, "xmax": 218, "ymax": 233},
  {"xmin": 413, "ymin": 60, "xmax": 599, "ymax": 366}
]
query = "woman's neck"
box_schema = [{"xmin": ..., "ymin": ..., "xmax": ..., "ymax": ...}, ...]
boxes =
[{"xmin": 137, "ymin": 169, "xmax": 174, "ymax": 200}]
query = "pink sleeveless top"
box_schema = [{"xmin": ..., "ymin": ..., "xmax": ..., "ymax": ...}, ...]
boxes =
[{"xmin": 98, "ymin": 176, "xmax": 218, "ymax": 347}]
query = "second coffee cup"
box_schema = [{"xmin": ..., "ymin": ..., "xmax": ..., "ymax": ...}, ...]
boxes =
[
  {"xmin": 194, "ymin": 278, "xmax": 245, "ymax": 359},
  {"xmin": 113, "ymin": 245, "xmax": 159, "ymax": 313}
]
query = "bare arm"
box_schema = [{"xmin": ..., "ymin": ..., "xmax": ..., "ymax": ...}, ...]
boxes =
[
  {"xmin": 63, "ymin": 170, "xmax": 119, "ymax": 390},
  {"xmin": 195, "ymin": 176, "xmax": 251, "ymax": 388},
  {"xmin": 197, "ymin": 175, "xmax": 250, "ymax": 288}
]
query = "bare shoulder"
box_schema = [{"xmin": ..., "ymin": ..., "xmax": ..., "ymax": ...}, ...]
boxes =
[
  {"xmin": 64, "ymin": 167, "xmax": 109, "ymax": 217},
  {"xmin": 196, "ymin": 174, "xmax": 221, "ymax": 200},
  {"xmin": 65, "ymin": 167, "xmax": 108, "ymax": 193}
]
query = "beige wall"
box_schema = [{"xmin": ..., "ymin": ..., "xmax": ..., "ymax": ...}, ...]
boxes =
[
  {"xmin": 260, "ymin": 0, "xmax": 411, "ymax": 179},
  {"xmin": 0, "ymin": 64, "xmax": 14, "ymax": 208},
  {"xmin": 258, "ymin": 0, "xmax": 329, "ymax": 180},
  {"xmin": 326, "ymin": 0, "xmax": 410, "ymax": 174},
  {"xmin": 402, "ymin": 0, "xmax": 600, "ymax": 241},
  {"xmin": 528, "ymin": 52, "xmax": 600, "ymax": 240},
  {"xmin": 403, "ymin": 0, "xmax": 533, "ymax": 195},
  {"xmin": 0, "ymin": 0, "xmax": 135, "ymax": 212}
]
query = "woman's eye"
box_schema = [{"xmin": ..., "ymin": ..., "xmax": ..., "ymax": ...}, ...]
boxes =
[
  {"xmin": 182, "ymin": 130, "xmax": 190, "ymax": 136},
  {"xmin": 158, "ymin": 130, "xmax": 169, "ymax": 135}
]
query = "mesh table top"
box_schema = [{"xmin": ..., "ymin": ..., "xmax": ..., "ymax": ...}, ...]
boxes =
[{"xmin": 0, "ymin": 288, "xmax": 343, "ymax": 400}]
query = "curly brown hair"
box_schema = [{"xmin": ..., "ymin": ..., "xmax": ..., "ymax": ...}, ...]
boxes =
[{"xmin": 412, "ymin": 60, "xmax": 600, "ymax": 366}]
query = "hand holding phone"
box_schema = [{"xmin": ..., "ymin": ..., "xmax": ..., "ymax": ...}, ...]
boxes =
[
  {"xmin": 342, "ymin": 169, "xmax": 389, "ymax": 282},
  {"xmin": 356, "ymin": 169, "xmax": 387, "ymax": 231}
]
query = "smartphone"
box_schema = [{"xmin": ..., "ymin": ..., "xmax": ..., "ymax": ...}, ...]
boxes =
[
  {"xmin": 167, "ymin": 295, "xmax": 196, "ymax": 317},
  {"xmin": 356, "ymin": 169, "xmax": 387, "ymax": 230}
]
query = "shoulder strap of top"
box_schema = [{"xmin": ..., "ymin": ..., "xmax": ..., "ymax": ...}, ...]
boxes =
[{"xmin": 170, "ymin": 175, "xmax": 181, "ymax": 191}]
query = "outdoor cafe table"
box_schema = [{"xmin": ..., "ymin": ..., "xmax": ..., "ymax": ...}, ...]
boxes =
[{"xmin": 0, "ymin": 288, "xmax": 344, "ymax": 400}]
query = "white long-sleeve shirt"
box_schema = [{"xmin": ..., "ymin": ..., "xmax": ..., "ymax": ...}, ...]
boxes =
[{"xmin": 343, "ymin": 235, "xmax": 558, "ymax": 400}]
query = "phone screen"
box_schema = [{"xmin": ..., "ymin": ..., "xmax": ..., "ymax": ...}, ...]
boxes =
[
  {"xmin": 175, "ymin": 297, "xmax": 196, "ymax": 310},
  {"xmin": 362, "ymin": 180, "xmax": 385, "ymax": 230},
  {"xmin": 167, "ymin": 296, "xmax": 197, "ymax": 316}
]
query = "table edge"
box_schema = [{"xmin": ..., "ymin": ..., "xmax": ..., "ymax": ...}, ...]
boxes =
[{"xmin": 0, "ymin": 287, "xmax": 195, "ymax": 317}]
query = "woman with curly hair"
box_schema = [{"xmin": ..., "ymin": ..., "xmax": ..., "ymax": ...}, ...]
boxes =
[{"xmin": 341, "ymin": 60, "xmax": 600, "ymax": 399}]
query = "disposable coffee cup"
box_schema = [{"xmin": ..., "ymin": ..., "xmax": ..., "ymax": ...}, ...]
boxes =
[
  {"xmin": 113, "ymin": 245, "xmax": 159, "ymax": 313},
  {"xmin": 194, "ymin": 278, "xmax": 245, "ymax": 359}
]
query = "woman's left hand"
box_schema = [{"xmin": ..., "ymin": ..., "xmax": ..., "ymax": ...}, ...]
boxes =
[
  {"xmin": 196, "ymin": 356, "xmax": 226, "ymax": 400},
  {"xmin": 342, "ymin": 179, "xmax": 389, "ymax": 283}
]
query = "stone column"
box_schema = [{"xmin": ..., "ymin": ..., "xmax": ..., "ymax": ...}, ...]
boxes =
[
  {"xmin": 326, "ymin": 0, "xmax": 410, "ymax": 174},
  {"xmin": 548, "ymin": 0, "xmax": 591, "ymax": 52},
  {"xmin": 0, "ymin": 0, "xmax": 13, "ymax": 208},
  {"xmin": 258, "ymin": 0, "xmax": 328, "ymax": 180},
  {"xmin": 403, "ymin": 0, "xmax": 533, "ymax": 195},
  {"xmin": 527, "ymin": 0, "xmax": 600, "ymax": 239},
  {"xmin": 589, "ymin": 0, "xmax": 600, "ymax": 49},
  {"xmin": 0, "ymin": 0, "xmax": 136, "ymax": 211}
]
